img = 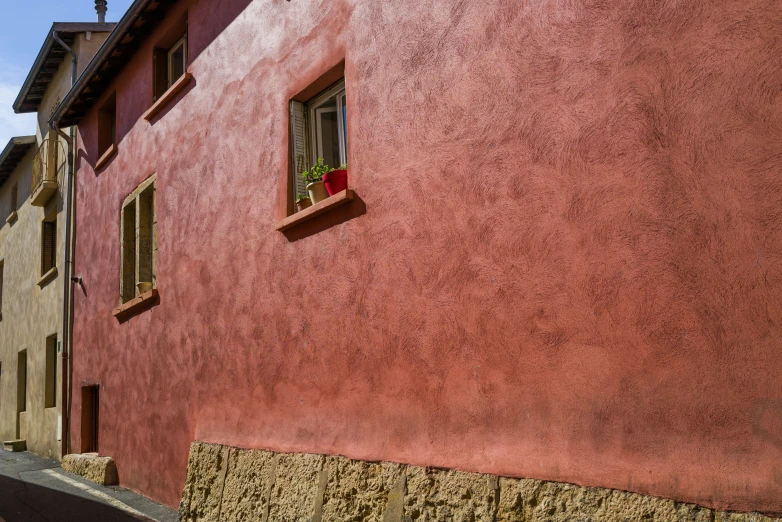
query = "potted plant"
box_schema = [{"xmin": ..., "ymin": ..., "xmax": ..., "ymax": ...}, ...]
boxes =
[
  {"xmin": 323, "ymin": 163, "xmax": 348, "ymax": 196},
  {"xmin": 137, "ymin": 282, "xmax": 153, "ymax": 294},
  {"xmin": 295, "ymin": 193, "xmax": 312, "ymax": 212},
  {"xmin": 301, "ymin": 158, "xmax": 330, "ymax": 204}
]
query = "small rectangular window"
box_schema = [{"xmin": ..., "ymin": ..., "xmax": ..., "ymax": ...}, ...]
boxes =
[
  {"xmin": 153, "ymin": 14, "xmax": 188, "ymax": 101},
  {"xmin": 41, "ymin": 218, "xmax": 56, "ymax": 275},
  {"xmin": 168, "ymin": 37, "xmax": 187, "ymax": 86},
  {"xmin": 45, "ymin": 335, "xmax": 57, "ymax": 409},
  {"xmin": 10, "ymin": 184, "xmax": 18, "ymax": 215},
  {"xmin": 120, "ymin": 177, "xmax": 156, "ymax": 304},
  {"xmin": 98, "ymin": 92, "xmax": 117, "ymax": 158},
  {"xmin": 289, "ymin": 77, "xmax": 348, "ymax": 209}
]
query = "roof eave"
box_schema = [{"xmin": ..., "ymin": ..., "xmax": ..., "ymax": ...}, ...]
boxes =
[
  {"xmin": 13, "ymin": 23, "xmax": 117, "ymax": 115},
  {"xmin": 52, "ymin": 0, "xmax": 165, "ymax": 128}
]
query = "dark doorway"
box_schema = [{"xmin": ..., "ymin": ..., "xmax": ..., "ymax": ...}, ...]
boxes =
[
  {"xmin": 16, "ymin": 351, "xmax": 26, "ymax": 439},
  {"xmin": 80, "ymin": 386, "xmax": 99, "ymax": 453}
]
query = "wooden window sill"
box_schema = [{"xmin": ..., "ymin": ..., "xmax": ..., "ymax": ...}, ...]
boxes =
[
  {"xmin": 95, "ymin": 144, "xmax": 117, "ymax": 170},
  {"xmin": 5, "ymin": 211, "xmax": 17, "ymax": 224},
  {"xmin": 275, "ymin": 189, "xmax": 354, "ymax": 232},
  {"xmin": 37, "ymin": 267, "xmax": 58, "ymax": 288},
  {"xmin": 143, "ymin": 72, "xmax": 193, "ymax": 121},
  {"xmin": 113, "ymin": 288, "xmax": 159, "ymax": 321}
]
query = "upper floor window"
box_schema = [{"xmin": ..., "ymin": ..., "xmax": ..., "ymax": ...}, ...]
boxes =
[
  {"xmin": 41, "ymin": 214, "xmax": 56, "ymax": 276},
  {"xmin": 10, "ymin": 184, "xmax": 17, "ymax": 215},
  {"xmin": 290, "ymin": 78, "xmax": 348, "ymax": 207},
  {"xmin": 153, "ymin": 15, "xmax": 188, "ymax": 101},
  {"xmin": 97, "ymin": 92, "xmax": 117, "ymax": 167}
]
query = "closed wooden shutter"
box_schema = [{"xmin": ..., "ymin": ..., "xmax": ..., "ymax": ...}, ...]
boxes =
[
  {"xmin": 290, "ymin": 100, "xmax": 309, "ymax": 205},
  {"xmin": 42, "ymin": 221, "xmax": 56, "ymax": 274},
  {"xmin": 153, "ymin": 48, "xmax": 168, "ymax": 101}
]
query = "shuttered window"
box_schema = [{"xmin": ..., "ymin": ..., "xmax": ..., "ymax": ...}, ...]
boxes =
[
  {"xmin": 10, "ymin": 184, "xmax": 17, "ymax": 214},
  {"xmin": 289, "ymin": 78, "xmax": 348, "ymax": 211},
  {"xmin": 153, "ymin": 14, "xmax": 188, "ymax": 101},
  {"xmin": 120, "ymin": 176, "xmax": 156, "ymax": 304},
  {"xmin": 42, "ymin": 221, "xmax": 56, "ymax": 274}
]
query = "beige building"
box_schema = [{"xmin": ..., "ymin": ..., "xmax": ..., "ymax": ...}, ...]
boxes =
[{"xmin": 0, "ymin": 23, "xmax": 113, "ymax": 459}]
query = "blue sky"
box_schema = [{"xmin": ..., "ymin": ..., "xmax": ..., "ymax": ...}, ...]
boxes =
[{"xmin": 0, "ymin": 0, "xmax": 133, "ymax": 146}]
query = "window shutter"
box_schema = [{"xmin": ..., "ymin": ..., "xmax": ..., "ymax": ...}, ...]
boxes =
[
  {"xmin": 153, "ymin": 48, "xmax": 168, "ymax": 101},
  {"xmin": 290, "ymin": 100, "xmax": 309, "ymax": 205},
  {"xmin": 42, "ymin": 222, "xmax": 56, "ymax": 273},
  {"xmin": 0, "ymin": 262, "xmax": 4, "ymax": 313}
]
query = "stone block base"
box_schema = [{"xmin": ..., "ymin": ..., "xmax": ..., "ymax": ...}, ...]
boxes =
[
  {"xmin": 2, "ymin": 439, "xmax": 26, "ymax": 452},
  {"xmin": 179, "ymin": 442, "xmax": 780, "ymax": 522},
  {"xmin": 62, "ymin": 453, "xmax": 119, "ymax": 486}
]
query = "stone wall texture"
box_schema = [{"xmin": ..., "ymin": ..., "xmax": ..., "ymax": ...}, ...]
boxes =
[{"xmin": 180, "ymin": 442, "xmax": 780, "ymax": 522}]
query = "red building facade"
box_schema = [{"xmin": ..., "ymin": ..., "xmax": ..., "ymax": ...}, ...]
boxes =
[{"xmin": 56, "ymin": 0, "xmax": 782, "ymax": 512}]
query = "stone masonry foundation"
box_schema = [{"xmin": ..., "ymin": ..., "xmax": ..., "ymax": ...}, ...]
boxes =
[{"xmin": 179, "ymin": 442, "xmax": 780, "ymax": 522}]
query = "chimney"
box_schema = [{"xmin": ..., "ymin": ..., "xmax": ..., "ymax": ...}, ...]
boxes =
[{"xmin": 95, "ymin": 0, "xmax": 107, "ymax": 23}]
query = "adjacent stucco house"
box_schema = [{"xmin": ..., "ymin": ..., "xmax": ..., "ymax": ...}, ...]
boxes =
[
  {"xmin": 0, "ymin": 23, "xmax": 113, "ymax": 460},
  {"xmin": 51, "ymin": 0, "xmax": 782, "ymax": 515}
]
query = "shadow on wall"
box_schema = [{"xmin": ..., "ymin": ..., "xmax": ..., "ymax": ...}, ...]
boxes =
[{"xmin": 283, "ymin": 194, "xmax": 367, "ymax": 242}]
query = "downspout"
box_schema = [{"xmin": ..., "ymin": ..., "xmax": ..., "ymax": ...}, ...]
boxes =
[{"xmin": 52, "ymin": 30, "xmax": 77, "ymax": 459}]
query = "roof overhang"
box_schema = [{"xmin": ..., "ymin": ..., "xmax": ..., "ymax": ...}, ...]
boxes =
[
  {"xmin": 0, "ymin": 136, "xmax": 36, "ymax": 187},
  {"xmin": 13, "ymin": 23, "xmax": 116, "ymax": 114},
  {"xmin": 52, "ymin": 0, "xmax": 178, "ymax": 129}
]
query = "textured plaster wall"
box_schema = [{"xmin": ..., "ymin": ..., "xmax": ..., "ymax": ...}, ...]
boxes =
[
  {"xmin": 71, "ymin": 0, "xmax": 782, "ymax": 512},
  {"xmin": 0, "ymin": 148, "xmax": 64, "ymax": 460}
]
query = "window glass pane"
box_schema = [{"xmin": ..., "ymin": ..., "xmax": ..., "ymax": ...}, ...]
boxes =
[
  {"xmin": 318, "ymin": 110, "xmax": 340, "ymax": 169},
  {"xmin": 169, "ymin": 42, "xmax": 185, "ymax": 84}
]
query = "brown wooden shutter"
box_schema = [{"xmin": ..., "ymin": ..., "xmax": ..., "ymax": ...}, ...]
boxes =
[
  {"xmin": 42, "ymin": 222, "xmax": 56, "ymax": 274},
  {"xmin": 290, "ymin": 100, "xmax": 310, "ymax": 206},
  {"xmin": 153, "ymin": 48, "xmax": 168, "ymax": 101}
]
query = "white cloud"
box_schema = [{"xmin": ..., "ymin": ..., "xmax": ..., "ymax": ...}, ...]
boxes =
[{"xmin": 0, "ymin": 81, "xmax": 37, "ymax": 148}]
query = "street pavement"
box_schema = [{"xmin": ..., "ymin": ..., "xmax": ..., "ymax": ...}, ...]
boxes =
[{"xmin": 0, "ymin": 450, "xmax": 178, "ymax": 522}]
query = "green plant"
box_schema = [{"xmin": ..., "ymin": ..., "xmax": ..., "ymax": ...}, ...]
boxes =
[
  {"xmin": 301, "ymin": 159, "xmax": 349, "ymax": 185},
  {"xmin": 301, "ymin": 158, "xmax": 330, "ymax": 185},
  {"xmin": 295, "ymin": 193, "xmax": 311, "ymax": 203}
]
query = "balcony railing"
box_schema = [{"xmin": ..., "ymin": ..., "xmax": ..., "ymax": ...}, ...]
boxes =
[{"xmin": 31, "ymin": 136, "xmax": 63, "ymax": 206}]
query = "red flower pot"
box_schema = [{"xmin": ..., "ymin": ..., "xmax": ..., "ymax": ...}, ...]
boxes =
[{"xmin": 323, "ymin": 169, "xmax": 348, "ymax": 196}]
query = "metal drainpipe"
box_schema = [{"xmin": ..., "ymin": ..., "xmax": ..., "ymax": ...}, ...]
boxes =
[{"xmin": 52, "ymin": 30, "xmax": 77, "ymax": 459}]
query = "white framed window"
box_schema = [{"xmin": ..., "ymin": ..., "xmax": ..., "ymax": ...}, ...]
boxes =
[
  {"xmin": 290, "ymin": 79, "xmax": 348, "ymax": 205},
  {"xmin": 168, "ymin": 36, "xmax": 187, "ymax": 87}
]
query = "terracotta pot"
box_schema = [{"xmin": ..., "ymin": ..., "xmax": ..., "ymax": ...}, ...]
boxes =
[
  {"xmin": 323, "ymin": 169, "xmax": 348, "ymax": 196},
  {"xmin": 296, "ymin": 198, "xmax": 312, "ymax": 212},
  {"xmin": 307, "ymin": 181, "xmax": 329, "ymax": 204},
  {"xmin": 137, "ymin": 282, "xmax": 153, "ymax": 294}
]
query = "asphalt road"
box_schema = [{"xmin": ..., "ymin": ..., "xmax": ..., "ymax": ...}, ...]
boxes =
[{"xmin": 0, "ymin": 450, "xmax": 177, "ymax": 522}]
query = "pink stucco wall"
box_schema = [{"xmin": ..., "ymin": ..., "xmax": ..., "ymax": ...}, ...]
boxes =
[{"xmin": 71, "ymin": 0, "xmax": 782, "ymax": 512}]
